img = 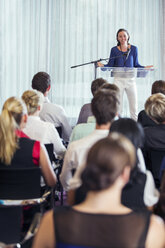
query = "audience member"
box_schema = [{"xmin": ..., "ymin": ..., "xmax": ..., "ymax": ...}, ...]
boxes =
[
  {"xmin": 110, "ymin": 118, "xmax": 159, "ymax": 209},
  {"xmin": 32, "ymin": 72, "xmax": 72, "ymax": 142},
  {"xmin": 142, "ymin": 93, "xmax": 165, "ymax": 188},
  {"xmin": 60, "ymin": 89, "xmax": 119, "ymax": 191},
  {"xmin": 138, "ymin": 80, "xmax": 165, "ymax": 128},
  {"xmin": 77, "ymin": 78, "xmax": 107, "ymax": 124},
  {"xmin": 70, "ymin": 82, "xmax": 120, "ymax": 143},
  {"xmin": 70, "ymin": 116, "xmax": 96, "ymax": 142},
  {"xmin": 144, "ymin": 93, "xmax": 165, "ymax": 147},
  {"xmin": 69, "ymin": 118, "xmax": 159, "ymax": 209},
  {"xmin": 144, "ymin": 93, "xmax": 165, "ymax": 148},
  {"xmin": 0, "ymin": 96, "xmax": 56, "ymax": 187},
  {"xmin": 33, "ymin": 134, "xmax": 165, "ymax": 248},
  {"xmin": 22, "ymin": 90, "xmax": 66, "ymax": 159}
]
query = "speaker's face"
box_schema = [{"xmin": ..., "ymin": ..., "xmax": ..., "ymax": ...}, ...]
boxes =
[{"xmin": 117, "ymin": 31, "xmax": 129, "ymax": 46}]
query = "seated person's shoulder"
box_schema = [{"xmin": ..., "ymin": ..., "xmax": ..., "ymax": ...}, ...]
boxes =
[
  {"xmin": 146, "ymin": 214, "xmax": 165, "ymax": 248},
  {"xmin": 70, "ymin": 122, "xmax": 95, "ymax": 142},
  {"xmin": 81, "ymin": 103, "xmax": 90, "ymax": 109},
  {"xmin": 138, "ymin": 109, "xmax": 156, "ymax": 128},
  {"xmin": 44, "ymin": 101, "xmax": 64, "ymax": 111},
  {"xmin": 68, "ymin": 132, "xmax": 93, "ymax": 152}
]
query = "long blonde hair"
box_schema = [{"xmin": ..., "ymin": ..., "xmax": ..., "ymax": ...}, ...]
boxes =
[
  {"xmin": 0, "ymin": 97, "xmax": 27, "ymax": 165},
  {"xmin": 22, "ymin": 90, "xmax": 44, "ymax": 115}
]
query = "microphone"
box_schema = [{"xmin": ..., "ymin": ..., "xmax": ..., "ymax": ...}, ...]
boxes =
[
  {"xmin": 123, "ymin": 48, "xmax": 131, "ymax": 65},
  {"xmin": 125, "ymin": 48, "xmax": 131, "ymax": 60}
]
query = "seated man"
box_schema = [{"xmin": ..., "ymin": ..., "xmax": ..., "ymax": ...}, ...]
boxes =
[
  {"xmin": 70, "ymin": 83, "xmax": 120, "ymax": 142},
  {"xmin": 77, "ymin": 77, "xmax": 108, "ymax": 124},
  {"xmin": 31, "ymin": 72, "xmax": 72, "ymax": 142},
  {"xmin": 60, "ymin": 89, "xmax": 119, "ymax": 191}
]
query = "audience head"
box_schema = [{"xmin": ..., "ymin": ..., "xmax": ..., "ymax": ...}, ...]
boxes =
[
  {"xmin": 0, "ymin": 97, "xmax": 27, "ymax": 165},
  {"xmin": 145, "ymin": 93, "xmax": 165, "ymax": 124},
  {"xmin": 151, "ymin": 80, "xmax": 165, "ymax": 95},
  {"xmin": 100, "ymin": 83, "xmax": 120, "ymax": 100},
  {"xmin": 91, "ymin": 89, "xmax": 119, "ymax": 125},
  {"xmin": 22, "ymin": 90, "xmax": 44, "ymax": 115},
  {"xmin": 110, "ymin": 118, "xmax": 144, "ymax": 150},
  {"xmin": 2, "ymin": 97, "xmax": 27, "ymax": 128},
  {"xmin": 101, "ymin": 83, "xmax": 119, "ymax": 92},
  {"xmin": 91, "ymin": 78, "xmax": 108, "ymax": 96},
  {"xmin": 81, "ymin": 133, "xmax": 135, "ymax": 191},
  {"xmin": 32, "ymin": 72, "xmax": 51, "ymax": 95}
]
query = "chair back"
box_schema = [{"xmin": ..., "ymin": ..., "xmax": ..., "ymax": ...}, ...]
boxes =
[
  {"xmin": 56, "ymin": 126, "xmax": 62, "ymax": 138},
  {"xmin": 0, "ymin": 167, "xmax": 41, "ymax": 200},
  {"xmin": 45, "ymin": 143, "xmax": 55, "ymax": 163},
  {"xmin": 0, "ymin": 205, "xmax": 22, "ymax": 244}
]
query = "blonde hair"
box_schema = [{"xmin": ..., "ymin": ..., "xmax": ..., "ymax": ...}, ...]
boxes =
[
  {"xmin": 22, "ymin": 90, "xmax": 44, "ymax": 115},
  {"xmin": 0, "ymin": 97, "xmax": 27, "ymax": 165},
  {"xmin": 145, "ymin": 93, "xmax": 165, "ymax": 124}
]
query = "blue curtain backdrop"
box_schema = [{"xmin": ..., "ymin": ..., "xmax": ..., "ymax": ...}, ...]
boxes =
[{"xmin": 0, "ymin": 0, "xmax": 164, "ymax": 125}]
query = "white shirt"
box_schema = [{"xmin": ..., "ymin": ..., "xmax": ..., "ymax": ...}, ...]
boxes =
[
  {"xmin": 60, "ymin": 129, "xmax": 109, "ymax": 191},
  {"xmin": 137, "ymin": 148, "xmax": 146, "ymax": 173},
  {"xmin": 23, "ymin": 115, "xmax": 66, "ymax": 158},
  {"xmin": 39, "ymin": 97, "xmax": 72, "ymax": 142}
]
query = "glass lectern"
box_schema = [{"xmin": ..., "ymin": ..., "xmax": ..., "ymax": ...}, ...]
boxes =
[
  {"xmin": 97, "ymin": 67, "xmax": 155, "ymax": 117},
  {"xmin": 97, "ymin": 67, "xmax": 154, "ymax": 80}
]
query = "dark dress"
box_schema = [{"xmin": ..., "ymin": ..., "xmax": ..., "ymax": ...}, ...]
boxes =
[
  {"xmin": 54, "ymin": 206, "xmax": 151, "ymax": 248},
  {"xmin": 0, "ymin": 137, "xmax": 40, "ymax": 168}
]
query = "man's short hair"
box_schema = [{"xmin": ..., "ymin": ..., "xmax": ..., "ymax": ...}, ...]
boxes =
[
  {"xmin": 31, "ymin": 72, "xmax": 51, "ymax": 94},
  {"xmin": 151, "ymin": 80, "xmax": 165, "ymax": 95},
  {"xmin": 145, "ymin": 93, "xmax": 165, "ymax": 124},
  {"xmin": 91, "ymin": 78, "xmax": 108, "ymax": 96},
  {"xmin": 100, "ymin": 83, "xmax": 120, "ymax": 100},
  {"xmin": 91, "ymin": 89, "xmax": 119, "ymax": 125}
]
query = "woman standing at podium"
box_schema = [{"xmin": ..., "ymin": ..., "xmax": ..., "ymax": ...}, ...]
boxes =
[{"xmin": 97, "ymin": 28, "xmax": 153, "ymax": 121}]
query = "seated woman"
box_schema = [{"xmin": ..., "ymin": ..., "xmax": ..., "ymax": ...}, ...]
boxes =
[
  {"xmin": 22, "ymin": 90, "xmax": 66, "ymax": 159},
  {"xmin": 0, "ymin": 96, "xmax": 56, "ymax": 187},
  {"xmin": 33, "ymin": 134, "xmax": 165, "ymax": 248},
  {"xmin": 110, "ymin": 118, "xmax": 159, "ymax": 209},
  {"xmin": 68, "ymin": 118, "xmax": 159, "ymax": 210}
]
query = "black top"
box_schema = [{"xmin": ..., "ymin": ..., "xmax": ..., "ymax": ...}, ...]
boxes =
[
  {"xmin": 144, "ymin": 124, "xmax": 165, "ymax": 149},
  {"xmin": 122, "ymin": 171, "xmax": 147, "ymax": 210},
  {"xmin": 142, "ymin": 125, "xmax": 165, "ymax": 188},
  {"xmin": 0, "ymin": 138, "xmax": 36, "ymax": 168},
  {"xmin": 138, "ymin": 110, "xmax": 156, "ymax": 128},
  {"xmin": 54, "ymin": 206, "xmax": 151, "ymax": 248}
]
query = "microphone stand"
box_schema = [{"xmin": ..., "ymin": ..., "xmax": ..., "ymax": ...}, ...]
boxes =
[
  {"xmin": 71, "ymin": 53, "xmax": 128, "ymax": 79},
  {"xmin": 71, "ymin": 58, "xmax": 109, "ymax": 79}
]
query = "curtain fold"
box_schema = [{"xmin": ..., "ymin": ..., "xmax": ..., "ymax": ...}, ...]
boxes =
[{"xmin": 0, "ymin": 0, "xmax": 164, "ymax": 125}]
